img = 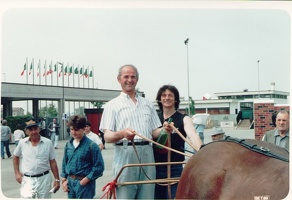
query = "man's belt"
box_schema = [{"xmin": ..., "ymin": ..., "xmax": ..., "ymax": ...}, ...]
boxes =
[
  {"xmin": 24, "ymin": 170, "xmax": 49, "ymax": 178},
  {"xmin": 116, "ymin": 141, "xmax": 149, "ymax": 146},
  {"xmin": 69, "ymin": 175, "xmax": 85, "ymax": 180}
]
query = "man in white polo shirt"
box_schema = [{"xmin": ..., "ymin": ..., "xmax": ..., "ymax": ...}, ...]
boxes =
[{"xmin": 13, "ymin": 120, "xmax": 60, "ymax": 198}]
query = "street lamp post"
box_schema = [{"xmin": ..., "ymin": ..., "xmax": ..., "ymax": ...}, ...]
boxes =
[
  {"xmin": 57, "ymin": 62, "xmax": 66, "ymax": 139},
  {"xmin": 257, "ymin": 60, "xmax": 260, "ymax": 99},
  {"xmin": 184, "ymin": 38, "xmax": 190, "ymax": 115}
]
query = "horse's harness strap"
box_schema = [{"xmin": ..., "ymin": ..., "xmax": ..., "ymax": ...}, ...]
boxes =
[{"xmin": 201, "ymin": 136, "xmax": 289, "ymax": 162}]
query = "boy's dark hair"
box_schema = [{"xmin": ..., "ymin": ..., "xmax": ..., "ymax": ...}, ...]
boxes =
[
  {"xmin": 68, "ymin": 115, "xmax": 86, "ymax": 130},
  {"xmin": 86, "ymin": 121, "xmax": 91, "ymax": 126}
]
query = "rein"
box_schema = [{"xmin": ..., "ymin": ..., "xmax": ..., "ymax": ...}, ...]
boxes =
[
  {"xmin": 201, "ymin": 136, "xmax": 289, "ymax": 162},
  {"xmin": 100, "ymin": 126, "xmax": 194, "ymax": 199}
]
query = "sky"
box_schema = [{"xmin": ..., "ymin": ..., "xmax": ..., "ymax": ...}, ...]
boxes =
[{"xmin": 0, "ymin": 1, "xmax": 291, "ymax": 111}]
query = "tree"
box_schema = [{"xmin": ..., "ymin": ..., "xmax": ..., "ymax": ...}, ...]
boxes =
[
  {"xmin": 74, "ymin": 106, "xmax": 85, "ymax": 115},
  {"xmin": 6, "ymin": 115, "xmax": 33, "ymax": 133},
  {"xmin": 39, "ymin": 103, "xmax": 58, "ymax": 118},
  {"xmin": 189, "ymin": 96, "xmax": 196, "ymax": 116},
  {"xmin": 91, "ymin": 102, "xmax": 105, "ymax": 109}
]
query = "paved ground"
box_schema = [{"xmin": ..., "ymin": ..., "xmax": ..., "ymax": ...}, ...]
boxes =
[{"xmin": 1, "ymin": 128, "xmax": 254, "ymax": 199}]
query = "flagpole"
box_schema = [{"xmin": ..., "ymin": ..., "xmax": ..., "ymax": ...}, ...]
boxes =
[
  {"xmin": 32, "ymin": 58, "xmax": 34, "ymax": 85},
  {"xmin": 68, "ymin": 63, "xmax": 70, "ymax": 87},
  {"xmin": 92, "ymin": 66, "xmax": 94, "ymax": 89},
  {"xmin": 87, "ymin": 66, "xmax": 89, "ymax": 88},
  {"xmin": 184, "ymin": 38, "xmax": 190, "ymax": 116},
  {"xmin": 78, "ymin": 64, "xmax": 80, "ymax": 88},
  {"xmin": 39, "ymin": 59, "xmax": 41, "ymax": 85},
  {"xmin": 56, "ymin": 62, "xmax": 58, "ymax": 86},
  {"xmin": 45, "ymin": 60, "xmax": 47, "ymax": 85},
  {"xmin": 83, "ymin": 65, "xmax": 85, "ymax": 88},
  {"xmin": 68, "ymin": 63, "xmax": 75, "ymax": 87},
  {"xmin": 51, "ymin": 61, "xmax": 53, "ymax": 86},
  {"xmin": 62, "ymin": 61, "xmax": 66, "ymax": 139},
  {"xmin": 26, "ymin": 57, "xmax": 28, "ymax": 84},
  {"xmin": 62, "ymin": 62, "xmax": 64, "ymax": 88},
  {"xmin": 74, "ymin": 65, "xmax": 76, "ymax": 87},
  {"xmin": 26, "ymin": 57, "xmax": 28, "ymax": 115}
]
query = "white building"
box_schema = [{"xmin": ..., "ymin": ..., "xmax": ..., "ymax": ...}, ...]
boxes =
[{"xmin": 155, "ymin": 83, "xmax": 289, "ymax": 118}]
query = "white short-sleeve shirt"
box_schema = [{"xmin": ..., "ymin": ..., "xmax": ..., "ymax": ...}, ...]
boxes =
[{"xmin": 13, "ymin": 136, "xmax": 56, "ymax": 175}]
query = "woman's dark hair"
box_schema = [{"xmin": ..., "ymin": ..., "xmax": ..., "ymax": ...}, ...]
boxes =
[
  {"xmin": 68, "ymin": 115, "xmax": 86, "ymax": 130},
  {"xmin": 156, "ymin": 85, "xmax": 180, "ymax": 111}
]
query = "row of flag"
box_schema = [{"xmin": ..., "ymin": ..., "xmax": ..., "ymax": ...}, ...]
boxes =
[{"xmin": 20, "ymin": 61, "xmax": 93, "ymax": 78}]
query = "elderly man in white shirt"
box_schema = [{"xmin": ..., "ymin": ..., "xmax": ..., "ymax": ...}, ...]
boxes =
[{"xmin": 13, "ymin": 120, "xmax": 60, "ymax": 198}]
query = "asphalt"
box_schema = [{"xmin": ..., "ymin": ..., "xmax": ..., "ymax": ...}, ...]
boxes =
[{"xmin": 1, "ymin": 128, "xmax": 255, "ymax": 199}]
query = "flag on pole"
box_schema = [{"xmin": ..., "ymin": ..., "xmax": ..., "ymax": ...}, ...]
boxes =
[
  {"xmin": 43, "ymin": 62, "xmax": 47, "ymax": 77},
  {"xmin": 84, "ymin": 69, "xmax": 88, "ymax": 78},
  {"xmin": 79, "ymin": 67, "xmax": 83, "ymax": 76},
  {"xmin": 89, "ymin": 70, "xmax": 93, "ymax": 77},
  {"xmin": 20, "ymin": 63, "xmax": 26, "ymax": 76},
  {"xmin": 68, "ymin": 66, "xmax": 73, "ymax": 76},
  {"xmin": 47, "ymin": 62, "xmax": 53, "ymax": 75},
  {"xmin": 54, "ymin": 64, "xmax": 57, "ymax": 72},
  {"xmin": 64, "ymin": 66, "xmax": 68, "ymax": 75},
  {"xmin": 74, "ymin": 67, "xmax": 79, "ymax": 74},
  {"xmin": 29, "ymin": 62, "xmax": 33, "ymax": 75},
  {"xmin": 58, "ymin": 66, "xmax": 63, "ymax": 77},
  {"xmin": 37, "ymin": 61, "xmax": 40, "ymax": 77}
]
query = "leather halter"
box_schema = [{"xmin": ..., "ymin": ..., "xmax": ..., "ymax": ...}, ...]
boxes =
[{"xmin": 201, "ymin": 136, "xmax": 289, "ymax": 162}]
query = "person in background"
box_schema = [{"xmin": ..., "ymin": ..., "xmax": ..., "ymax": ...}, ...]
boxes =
[
  {"xmin": 192, "ymin": 113, "xmax": 209, "ymax": 145},
  {"xmin": 154, "ymin": 85, "xmax": 202, "ymax": 199},
  {"xmin": 48, "ymin": 118, "xmax": 60, "ymax": 149},
  {"xmin": 85, "ymin": 120, "xmax": 104, "ymax": 151},
  {"xmin": 39, "ymin": 118, "xmax": 46, "ymax": 138},
  {"xmin": 262, "ymin": 110, "xmax": 289, "ymax": 151},
  {"xmin": 99, "ymin": 130, "xmax": 106, "ymax": 149},
  {"xmin": 99, "ymin": 64, "xmax": 173, "ymax": 199},
  {"xmin": 210, "ymin": 126, "xmax": 226, "ymax": 142},
  {"xmin": 61, "ymin": 115, "xmax": 104, "ymax": 199},
  {"xmin": 13, "ymin": 124, "xmax": 25, "ymax": 146},
  {"xmin": 194, "ymin": 124, "xmax": 205, "ymax": 144},
  {"xmin": 1, "ymin": 119, "xmax": 12, "ymax": 159},
  {"xmin": 236, "ymin": 111, "xmax": 242, "ymax": 125},
  {"xmin": 13, "ymin": 120, "xmax": 60, "ymax": 198}
]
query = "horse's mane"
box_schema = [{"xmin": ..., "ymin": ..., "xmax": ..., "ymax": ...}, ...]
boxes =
[{"xmin": 201, "ymin": 136, "xmax": 289, "ymax": 162}]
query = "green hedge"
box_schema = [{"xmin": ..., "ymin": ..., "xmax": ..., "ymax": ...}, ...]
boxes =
[{"xmin": 4, "ymin": 115, "xmax": 34, "ymax": 132}]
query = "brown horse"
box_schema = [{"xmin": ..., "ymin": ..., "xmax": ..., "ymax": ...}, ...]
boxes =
[{"xmin": 176, "ymin": 137, "xmax": 289, "ymax": 200}]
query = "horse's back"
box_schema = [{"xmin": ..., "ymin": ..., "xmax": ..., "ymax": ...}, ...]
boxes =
[{"xmin": 176, "ymin": 139, "xmax": 289, "ymax": 200}]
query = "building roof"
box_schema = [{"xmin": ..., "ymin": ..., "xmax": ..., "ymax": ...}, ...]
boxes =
[{"xmin": 214, "ymin": 90, "xmax": 289, "ymax": 97}]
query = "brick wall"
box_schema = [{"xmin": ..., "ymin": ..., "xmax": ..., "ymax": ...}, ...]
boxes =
[{"xmin": 254, "ymin": 102, "xmax": 290, "ymax": 140}]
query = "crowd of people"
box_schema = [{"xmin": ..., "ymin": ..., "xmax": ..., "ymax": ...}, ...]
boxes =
[{"xmin": 1, "ymin": 64, "xmax": 289, "ymax": 199}]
